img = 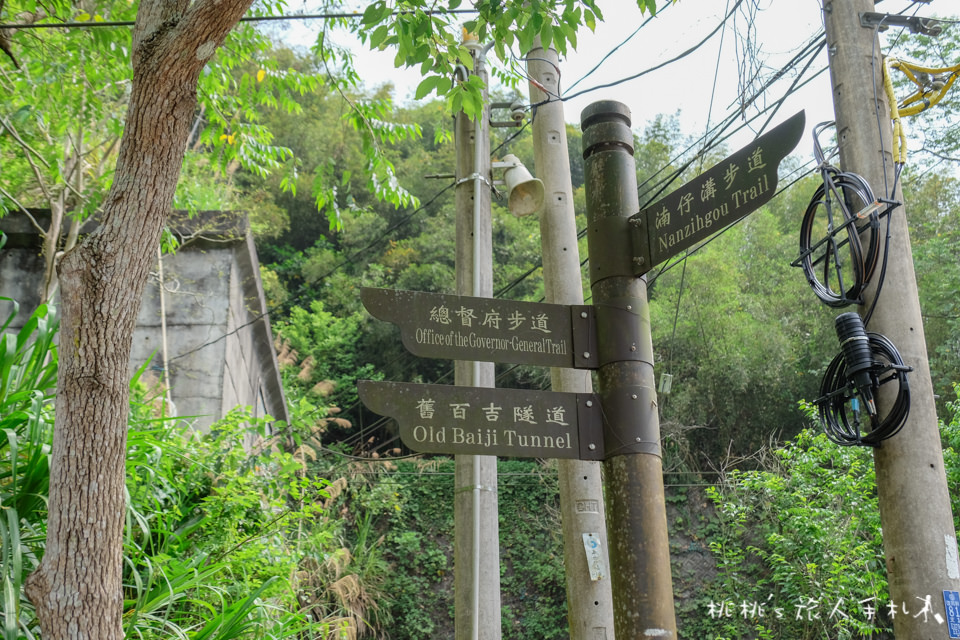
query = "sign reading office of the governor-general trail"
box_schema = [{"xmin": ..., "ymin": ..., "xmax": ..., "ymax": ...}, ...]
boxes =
[
  {"xmin": 629, "ymin": 110, "xmax": 805, "ymax": 275},
  {"xmin": 357, "ymin": 381, "xmax": 604, "ymax": 460},
  {"xmin": 361, "ymin": 287, "xmax": 596, "ymax": 369}
]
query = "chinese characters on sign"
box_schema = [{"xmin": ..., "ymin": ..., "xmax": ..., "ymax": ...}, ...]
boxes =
[
  {"xmin": 360, "ymin": 288, "xmax": 592, "ymax": 369},
  {"xmin": 357, "ymin": 380, "xmax": 604, "ymax": 460},
  {"xmin": 630, "ymin": 111, "xmax": 805, "ymax": 274},
  {"xmin": 945, "ymin": 590, "xmax": 960, "ymax": 638}
]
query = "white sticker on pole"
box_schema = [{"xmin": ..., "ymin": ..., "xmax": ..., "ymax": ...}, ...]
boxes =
[
  {"xmin": 947, "ymin": 535, "xmax": 960, "ymax": 580},
  {"xmin": 582, "ymin": 532, "xmax": 606, "ymax": 581}
]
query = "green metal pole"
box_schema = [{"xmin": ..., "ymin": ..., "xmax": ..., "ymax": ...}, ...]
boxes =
[{"xmin": 581, "ymin": 100, "xmax": 677, "ymax": 638}]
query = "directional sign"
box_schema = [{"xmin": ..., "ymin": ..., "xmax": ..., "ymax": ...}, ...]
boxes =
[
  {"xmin": 361, "ymin": 287, "xmax": 596, "ymax": 369},
  {"xmin": 358, "ymin": 380, "xmax": 604, "ymax": 460},
  {"xmin": 629, "ymin": 110, "xmax": 805, "ymax": 274}
]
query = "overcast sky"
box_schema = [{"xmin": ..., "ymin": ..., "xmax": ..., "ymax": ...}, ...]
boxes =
[{"xmin": 273, "ymin": 1, "xmax": 947, "ymax": 155}]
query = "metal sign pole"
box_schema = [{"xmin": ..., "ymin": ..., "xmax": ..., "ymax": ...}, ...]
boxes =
[{"xmin": 581, "ymin": 101, "xmax": 678, "ymax": 638}]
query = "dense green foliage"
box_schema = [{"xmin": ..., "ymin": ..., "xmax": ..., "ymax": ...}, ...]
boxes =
[
  {"xmin": 321, "ymin": 457, "xmax": 569, "ymax": 640},
  {"xmin": 3, "ymin": 3, "xmax": 960, "ymax": 637},
  {"xmin": 700, "ymin": 427, "xmax": 890, "ymax": 639},
  {"xmin": 0, "ymin": 300, "xmax": 390, "ymax": 639}
]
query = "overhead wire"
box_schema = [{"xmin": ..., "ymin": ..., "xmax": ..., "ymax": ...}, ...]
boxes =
[
  {"xmin": 348, "ymin": 11, "xmax": 834, "ymax": 456},
  {"xmin": 351, "ymin": 27, "xmax": 832, "ymax": 447},
  {"xmin": 561, "ymin": 0, "xmax": 670, "ymax": 95},
  {"xmin": 547, "ymin": 0, "xmax": 748, "ymax": 106},
  {"xmin": 474, "ymin": 25, "xmax": 829, "ymax": 313},
  {"xmin": 348, "ymin": 6, "xmax": 923, "ymax": 457},
  {"xmin": 103, "ymin": 2, "xmax": 832, "ymax": 457},
  {"xmin": 663, "ymin": 0, "xmax": 733, "ymax": 397},
  {"xmin": 511, "ymin": 29, "xmax": 829, "ymax": 298},
  {"xmin": 0, "ymin": 8, "xmax": 476, "ymax": 30}
]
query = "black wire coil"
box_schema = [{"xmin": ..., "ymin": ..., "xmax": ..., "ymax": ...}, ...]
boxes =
[
  {"xmin": 815, "ymin": 328, "xmax": 912, "ymax": 447},
  {"xmin": 794, "ymin": 122, "xmax": 881, "ymax": 307},
  {"xmin": 797, "ymin": 171, "xmax": 881, "ymax": 307}
]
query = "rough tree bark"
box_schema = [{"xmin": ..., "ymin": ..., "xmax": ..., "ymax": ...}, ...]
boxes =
[{"xmin": 23, "ymin": 0, "xmax": 253, "ymax": 638}]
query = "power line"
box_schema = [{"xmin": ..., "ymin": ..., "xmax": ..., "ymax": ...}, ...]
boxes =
[
  {"xmin": 541, "ymin": 0, "xmax": 748, "ymax": 107},
  {"xmin": 342, "ymin": 17, "xmax": 831, "ymax": 420},
  {"xmin": 0, "ymin": 9, "xmax": 475, "ymax": 31},
  {"xmin": 483, "ymin": 31, "xmax": 829, "ymax": 301},
  {"xmin": 561, "ymin": 0, "xmax": 672, "ymax": 95},
  {"xmin": 172, "ymin": 6, "xmax": 827, "ymax": 456}
]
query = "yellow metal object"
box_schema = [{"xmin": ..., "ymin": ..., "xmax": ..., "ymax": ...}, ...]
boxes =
[
  {"xmin": 883, "ymin": 58, "xmax": 908, "ymax": 164},
  {"xmin": 888, "ymin": 57, "xmax": 960, "ymax": 116},
  {"xmin": 882, "ymin": 57, "xmax": 960, "ymax": 165}
]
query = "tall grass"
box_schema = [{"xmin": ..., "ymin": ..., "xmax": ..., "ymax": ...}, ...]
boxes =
[
  {"xmin": 0, "ymin": 297, "xmax": 58, "ymax": 639},
  {"xmin": 0, "ymin": 298, "xmax": 370, "ymax": 639}
]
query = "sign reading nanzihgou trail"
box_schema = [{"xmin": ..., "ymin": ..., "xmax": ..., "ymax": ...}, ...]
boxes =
[
  {"xmin": 361, "ymin": 288, "xmax": 594, "ymax": 368},
  {"xmin": 629, "ymin": 110, "xmax": 805, "ymax": 274},
  {"xmin": 357, "ymin": 380, "xmax": 604, "ymax": 460}
]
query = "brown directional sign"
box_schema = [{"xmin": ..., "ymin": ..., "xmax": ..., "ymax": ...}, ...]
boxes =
[
  {"xmin": 629, "ymin": 110, "xmax": 805, "ymax": 274},
  {"xmin": 361, "ymin": 287, "xmax": 596, "ymax": 369},
  {"xmin": 357, "ymin": 380, "xmax": 604, "ymax": 460}
]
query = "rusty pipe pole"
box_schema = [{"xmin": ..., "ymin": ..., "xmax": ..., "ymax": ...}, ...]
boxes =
[{"xmin": 581, "ymin": 100, "xmax": 677, "ymax": 639}]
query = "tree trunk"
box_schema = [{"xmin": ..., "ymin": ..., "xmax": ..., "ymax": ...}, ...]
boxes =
[{"xmin": 23, "ymin": 1, "xmax": 253, "ymax": 637}]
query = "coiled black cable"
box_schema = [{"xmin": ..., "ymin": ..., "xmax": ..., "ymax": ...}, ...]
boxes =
[
  {"xmin": 816, "ymin": 329, "xmax": 911, "ymax": 447},
  {"xmin": 796, "ymin": 122, "xmax": 881, "ymax": 307}
]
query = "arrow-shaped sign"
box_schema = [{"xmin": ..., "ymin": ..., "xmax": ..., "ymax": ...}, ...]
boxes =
[
  {"xmin": 361, "ymin": 287, "xmax": 597, "ymax": 368},
  {"xmin": 358, "ymin": 380, "xmax": 604, "ymax": 460},
  {"xmin": 630, "ymin": 110, "xmax": 805, "ymax": 274}
]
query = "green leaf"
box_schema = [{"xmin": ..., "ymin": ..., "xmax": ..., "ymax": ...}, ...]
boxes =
[
  {"xmin": 369, "ymin": 24, "xmax": 391, "ymax": 49},
  {"xmin": 584, "ymin": 8, "xmax": 597, "ymax": 31},
  {"xmin": 361, "ymin": 1, "xmax": 388, "ymax": 26},
  {"xmin": 540, "ymin": 22, "xmax": 553, "ymax": 51},
  {"xmin": 517, "ymin": 23, "xmax": 535, "ymax": 54},
  {"xmin": 10, "ymin": 106, "xmax": 32, "ymax": 127},
  {"xmin": 415, "ymin": 75, "xmax": 440, "ymax": 100}
]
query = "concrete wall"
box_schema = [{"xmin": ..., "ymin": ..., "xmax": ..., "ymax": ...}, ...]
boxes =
[{"xmin": 0, "ymin": 210, "xmax": 288, "ymax": 431}]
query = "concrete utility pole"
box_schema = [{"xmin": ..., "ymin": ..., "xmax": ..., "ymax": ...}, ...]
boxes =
[
  {"xmin": 453, "ymin": 39, "xmax": 502, "ymax": 640},
  {"xmin": 525, "ymin": 39, "xmax": 616, "ymax": 640},
  {"xmin": 823, "ymin": 1, "xmax": 960, "ymax": 636},
  {"xmin": 581, "ymin": 100, "xmax": 677, "ymax": 638}
]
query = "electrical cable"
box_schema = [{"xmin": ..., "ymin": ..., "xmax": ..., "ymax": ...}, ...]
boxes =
[
  {"xmin": 633, "ymin": 51, "xmax": 830, "ymax": 286},
  {"xmin": 561, "ymin": 0, "xmax": 670, "ymax": 95},
  {"xmin": 161, "ymin": 2, "xmax": 830, "ymax": 373},
  {"xmin": 635, "ymin": 33, "xmax": 827, "ymax": 212},
  {"xmin": 816, "ymin": 326, "xmax": 911, "ymax": 447},
  {"xmin": 861, "ymin": 163, "xmax": 904, "ymax": 328},
  {"xmin": 796, "ymin": 122, "xmax": 881, "ymax": 307},
  {"xmin": 537, "ymin": 0, "xmax": 748, "ymax": 108},
  {"xmin": 0, "ymin": 8, "xmax": 476, "ymax": 30},
  {"xmin": 179, "ymin": 6, "xmax": 834, "ymax": 456}
]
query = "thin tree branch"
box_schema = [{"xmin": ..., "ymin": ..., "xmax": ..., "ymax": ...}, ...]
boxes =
[
  {"xmin": 0, "ymin": 115, "xmax": 51, "ymax": 168},
  {"xmin": 0, "ymin": 185, "xmax": 45, "ymax": 233}
]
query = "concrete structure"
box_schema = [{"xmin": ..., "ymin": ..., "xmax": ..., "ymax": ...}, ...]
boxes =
[{"xmin": 0, "ymin": 210, "xmax": 288, "ymax": 430}]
